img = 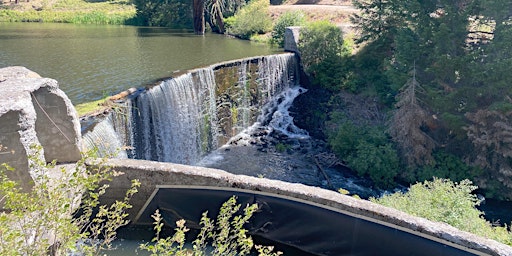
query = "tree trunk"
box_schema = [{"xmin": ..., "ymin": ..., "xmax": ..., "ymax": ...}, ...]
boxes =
[
  {"xmin": 214, "ymin": 8, "xmax": 225, "ymax": 34},
  {"xmin": 193, "ymin": 0, "xmax": 205, "ymax": 35}
]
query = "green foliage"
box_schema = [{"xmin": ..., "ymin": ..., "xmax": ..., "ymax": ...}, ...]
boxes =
[
  {"xmin": 372, "ymin": 178, "xmax": 512, "ymax": 245},
  {"xmin": 0, "ymin": 147, "xmax": 140, "ymax": 255},
  {"xmin": 270, "ymin": 11, "xmax": 306, "ymax": 47},
  {"xmin": 140, "ymin": 196, "xmax": 282, "ymax": 256},
  {"xmin": 415, "ymin": 151, "xmax": 482, "ymax": 183},
  {"xmin": 133, "ymin": 0, "xmax": 193, "ymax": 27},
  {"xmin": 347, "ymin": 141, "xmax": 399, "ymax": 188},
  {"xmin": 328, "ymin": 117, "xmax": 399, "ymax": 188},
  {"xmin": 0, "ymin": 0, "xmax": 136, "ymax": 24},
  {"xmin": 224, "ymin": 0, "xmax": 272, "ymax": 39},
  {"xmin": 351, "ymin": 0, "xmax": 405, "ymax": 43},
  {"xmin": 298, "ymin": 20, "xmax": 354, "ymax": 91},
  {"xmin": 0, "ymin": 9, "xmax": 135, "ymax": 24}
]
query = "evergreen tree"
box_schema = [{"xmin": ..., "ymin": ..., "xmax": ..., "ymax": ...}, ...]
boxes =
[
  {"xmin": 388, "ymin": 66, "xmax": 435, "ymax": 169},
  {"xmin": 351, "ymin": 0, "xmax": 405, "ymax": 43}
]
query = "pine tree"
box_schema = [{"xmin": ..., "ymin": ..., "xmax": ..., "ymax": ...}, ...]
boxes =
[
  {"xmin": 351, "ymin": 0, "xmax": 405, "ymax": 43},
  {"xmin": 388, "ymin": 66, "xmax": 435, "ymax": 168},
  {"xmin": 465, "ymin": 110, "xmax": 512, "ymax": 195}
]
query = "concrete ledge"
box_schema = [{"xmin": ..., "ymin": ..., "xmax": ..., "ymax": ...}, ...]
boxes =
[{"xmin": 99, "ymin": 158, "xmax": 512, "ymax": 256}]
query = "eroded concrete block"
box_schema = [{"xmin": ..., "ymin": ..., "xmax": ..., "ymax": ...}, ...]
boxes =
[
  {"xmin": 284, "ymin": 26, "xmax": 301, "ymax": 54},
  {"xmin": 0, "ymin": 66, "xmax": 81, "ymax": 189}
]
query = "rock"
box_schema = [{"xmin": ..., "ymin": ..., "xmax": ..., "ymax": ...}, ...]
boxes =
[{"xmin": 0, "ymin": 66, "xmax": 82, "ymax": 191}]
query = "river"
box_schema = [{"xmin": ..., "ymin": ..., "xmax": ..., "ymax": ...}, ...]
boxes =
[{"xmin": 0, "ymin": 23, "xmax": 276, "ymax": 104}]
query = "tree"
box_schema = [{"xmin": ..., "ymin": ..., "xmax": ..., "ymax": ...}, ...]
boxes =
[
  {"xmin": 194, "ymin": 0, "xmax": 242, "ymax": 34},
  {"xmin": 465, "ymin": 109, "xmax": 512, "ymax": 199},
  {"xmin": 134, "ymin": 0, "xmax": 193, "ymax": 28},
  {"xmin": 351, "ymin": 0, "xmax": 406, "ymax": 43},
  {"xmin": 193, "ymin": 0, "xmax": 206, "ymax": 34},
  {"xmin": 388, "ymin": 67, "xmax": 435, "ymax": 170},
  {"xmin": 223, "ymin": 0, "xmax": 272, "ymax": 39}
]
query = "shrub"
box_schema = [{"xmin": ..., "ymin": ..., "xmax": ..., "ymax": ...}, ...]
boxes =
[
  {"xmin": 328, "ymin": 118, "xmax": 400, "ymax": 188},
  {"xmin": 415, "ymin": 151, "xmax": 482, "ymax": 183},
  {"xmin": 224, "ymin": 0, "xmax": 272, "ymax": 39},
  {"xmin": 347, "ymin": 141, "xmax": 399, "ymax": 188},
  {"xmin": 270, "ymin": 11, "xmax": 306, "ymax": 47},
  {"xmin": 133, "ymin": 0, "xmax": 192, "ymax": 27},
  {"xmin": 0, "ymin": 147, "xmax": 140, "ymax": 255},
  {"xmin": 140, "ymin": 196, "xmax": 283, "ymax": 256},
  {"xmin": 298, "ymin": 20, "xmax": 353, "ymax": 91},
  {"xmin": 372, "ymin": 178, "xmax": 512, "ymax": 245}
]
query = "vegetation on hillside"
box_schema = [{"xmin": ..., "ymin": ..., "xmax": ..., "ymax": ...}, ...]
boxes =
[
  {"xmin": 293, "ymin": 0, "xmax": 512, "ymax": 201},
  {"xmin": 0, "ymin": 0, "xmax": 137, "ymax": 24}
]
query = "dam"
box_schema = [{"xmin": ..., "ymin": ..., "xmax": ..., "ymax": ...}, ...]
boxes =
[{"xmin": 0, "ymin": 55, "xmax": 511, "ymax": 255}]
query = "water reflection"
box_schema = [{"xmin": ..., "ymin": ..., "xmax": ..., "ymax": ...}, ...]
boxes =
[{"xmin": 0, "ymin": 23, "xmax": 276, "ymax": 104}]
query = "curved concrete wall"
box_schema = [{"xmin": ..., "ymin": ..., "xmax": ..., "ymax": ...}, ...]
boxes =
[{"xmin": 98, "ymin": 158, "xmax": 511, "ymax": 256}]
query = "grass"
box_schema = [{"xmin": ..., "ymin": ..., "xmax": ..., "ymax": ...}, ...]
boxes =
[
  {"xmin": 0, "ymin": 0, "xmax": 137, "ymax": 25},
  {"xmin": 74, "ymin": 97, "xmax": 111, "ymax": 116}
]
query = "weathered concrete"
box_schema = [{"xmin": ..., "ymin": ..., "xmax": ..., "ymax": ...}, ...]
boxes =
[
  {"xmin": 0, "ymin": 66, "xmax": 81, "ymax": 189},
  {"xmin": 99, "ymin": 158, "xmax": 512, "ymax": 256},
  {"xmin": 284, "ymin": 26, "xmax": 301, "ymax": 54}
]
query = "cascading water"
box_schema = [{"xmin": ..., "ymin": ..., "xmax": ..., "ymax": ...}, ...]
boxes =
[
  {"xmin": 81, "ymin": 52, "xmax": 380, "ymax": 198},
  {"xmin": 130, "ymin": 69, "xmax": 218, "ymax": 164},
  {"xmin": 82, "ymin": 114, "xmax": 128, "ymax": 159},
  {"xmin": 124, "ymin": 53, "xmax": 300, "ymax": 165}
]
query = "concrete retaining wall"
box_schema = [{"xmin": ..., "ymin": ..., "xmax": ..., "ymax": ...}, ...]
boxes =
[{"xmin": 99, "ymin": 158, "xmax": 512, "ymax": 256}]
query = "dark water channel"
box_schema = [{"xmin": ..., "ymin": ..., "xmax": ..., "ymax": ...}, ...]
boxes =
[{"xmin": 0, "ymin": 23, "xmax": 276, "ymax": 104}]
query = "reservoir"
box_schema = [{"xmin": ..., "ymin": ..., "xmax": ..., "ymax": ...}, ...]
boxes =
[{"xmin": 0, "ymin": 22, "xmax": 276, "ymax": 104}]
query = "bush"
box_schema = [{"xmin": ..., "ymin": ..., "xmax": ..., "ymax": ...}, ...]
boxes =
[
  {"xmin": 0, "ymin": 147, "xmax": 140, "ymax": 255},
  {"xmin": 328, "ymin": 118, "xmax": 400, "ymax": 188},
  {"xmin": 224, "ymin": 0, "xmax": 272, "ymax": 39},
  {"xmin": 270, "ymin": 11, "xmax": 306, "ymax": 47},
  {"xmin": 140, "ymin": 196, "xmax": 282, "ymax": 256},
  {"xmin": 415, "ymin": 151, "xmax": 482, "ymax": 183},
  {"xmin": 133, "ymin": 0, "xmax": 192, "ymax": 27},
  {"xmin": 372, "ymin": 178, "xmax": 512, "ymax": 245},
  {"xmin": 347, "ymin": 141, "xmax": 399, "ymax": 188},
  {"xmin": 298, "ymin": 21, "xmax": 353, "ymax": 91}
]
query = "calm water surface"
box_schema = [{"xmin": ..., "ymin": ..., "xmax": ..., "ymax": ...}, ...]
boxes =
[{"xmin": 0, "ymin": 23, "xmax": 277, "ymax": 104}]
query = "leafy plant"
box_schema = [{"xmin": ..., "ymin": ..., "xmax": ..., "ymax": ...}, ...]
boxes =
[
  {"xmin": 298, "ymin": 20, "xmax": 353, "ymax": 91},
  {"xmin": 372, "ymin": 178, "xmax": 512, "ymax": 245},
  {"xmin": 0, "ymin": 147, "xmax": 140, "ymax": 255},
  {"xmin": 133, "ymin": 0, "xmax": 193, "ymax": 27},
  {"xmin": 328, "ymin": 118, "xmax": 399, "ymax": 188},
  {"xmin": 140, "ymin": 196, "xmax": 283, "ymax": 256},
  {"xmin": 270, "ymin": 11, "xmax": 306, "ymax": 47},
  {"xmin": 224, "ymin": 0, "xmax": 272, "ymax": 39}
]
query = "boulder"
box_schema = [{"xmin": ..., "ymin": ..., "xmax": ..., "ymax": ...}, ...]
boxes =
[{"xmin": 0, "ymin": 66, "xmax": 81, "ymax": 190}]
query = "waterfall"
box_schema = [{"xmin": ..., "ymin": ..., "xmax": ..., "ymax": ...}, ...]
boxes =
[
  {"xmin": 117, "ymin": 53, "xmax": 301, "ymax": 165},
  {"xmin": 82, "ymin": 114, "xmax": 128, "ymax": 159},
  {"xmin": 130, "ymin": 70, "xmax": 218, "ymax": 164}
]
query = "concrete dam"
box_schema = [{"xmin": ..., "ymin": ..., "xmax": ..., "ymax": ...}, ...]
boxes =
[{"xmin": 0, "ymin": 54, "xmax": 511, "ymax": 255}]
